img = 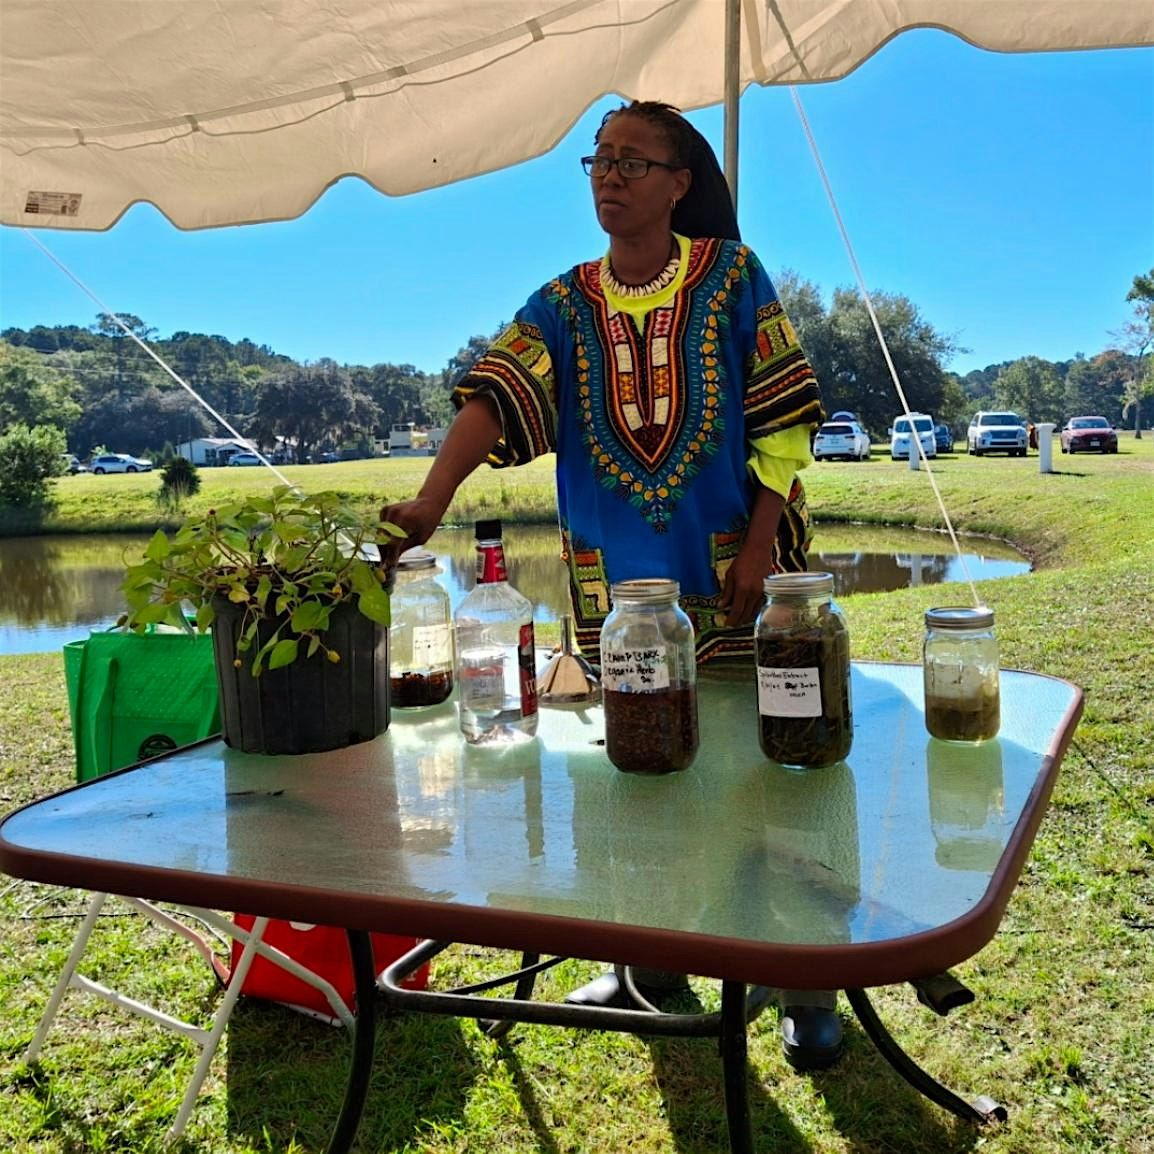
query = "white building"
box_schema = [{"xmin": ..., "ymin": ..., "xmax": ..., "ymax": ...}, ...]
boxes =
[{"xmin": 176, "ymin": 437, "xmax": 257, "ymax": 466}]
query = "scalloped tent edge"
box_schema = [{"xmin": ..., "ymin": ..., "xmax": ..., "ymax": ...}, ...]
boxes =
[{"xmin": 2, "ymin": 0, "xmax": 1151, "ymax": 233}]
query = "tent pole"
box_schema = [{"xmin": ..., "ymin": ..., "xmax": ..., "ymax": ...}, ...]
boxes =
[{"xmin": 723, "ymin": 0, "xmax": 741, "ymax": 211}]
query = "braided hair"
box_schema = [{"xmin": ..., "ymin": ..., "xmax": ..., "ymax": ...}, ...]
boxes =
[{"xmin": 595, "ymin": 101, "xmax": 741, "ymax": 242}]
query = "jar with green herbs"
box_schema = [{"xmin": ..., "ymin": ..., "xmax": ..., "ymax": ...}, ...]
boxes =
[
  {"xmin": 923, "ymin": 606, "xmax": 1000, "ymax": 742},
  {"xmin": 755, "ymin": 571, "xmax": 853, "ymax": 769},
  {"xmin": 600, "ymin": 578, "xmax": 699, "ymax": 774}
]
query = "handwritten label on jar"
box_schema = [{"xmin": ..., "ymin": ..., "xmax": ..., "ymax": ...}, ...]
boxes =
[
  {"xmin": 412, "ymin": 624, "xmax": 452, "ymax": 666},
  {"xmin": 756, "ymin": 665, "xmax": 822, "ymax": 718},
  {"xmin": 601, "ymin": 646, "xmax": 670, "ymax": 691}
]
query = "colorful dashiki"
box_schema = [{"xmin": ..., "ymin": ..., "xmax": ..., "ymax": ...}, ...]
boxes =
[{"xmin": 454, "ymin": 236, "xmax": 824, "ymax": 664}]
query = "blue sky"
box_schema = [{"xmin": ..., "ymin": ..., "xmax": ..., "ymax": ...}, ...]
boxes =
[{"xmin": 0, "ymin": 29, "xmax": 1150, "ymax": 377}]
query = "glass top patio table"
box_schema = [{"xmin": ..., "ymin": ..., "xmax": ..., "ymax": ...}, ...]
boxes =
[{"xmin": 0, "ymin": 662, "xmax": 1082, "ymax": 991}]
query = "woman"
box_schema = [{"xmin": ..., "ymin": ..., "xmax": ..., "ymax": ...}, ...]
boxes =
[
  {"xmin": 383, "ymin": 101, "xmax": 841, "ymax": 1069},
  {"xmin": 385, "ymin": 100, "xmax": 822, "ymax": 663}
]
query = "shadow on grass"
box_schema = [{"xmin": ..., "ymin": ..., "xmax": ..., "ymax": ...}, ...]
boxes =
[
  {"xmin": 13, "ymin": 1046, "xmax": 214, "ymax": 1154},
  {"xmin": 493, "ymin": 1016, "xmax": 808, "ymax": 1154},
  {"xmin": 814, "ymin": 1017, "xmax": 984, "ymax": 1154},
  {"xmin": 646, "ymin": 1000, "xmax": 984, "ymax": 1154},
  {"xmin": 224, "ymin": 998, "xmax": 478, "ymax": 1152},
  {"xmin": 648, "ymin": 1033, "xmax": 807, "ymax": 1154}
]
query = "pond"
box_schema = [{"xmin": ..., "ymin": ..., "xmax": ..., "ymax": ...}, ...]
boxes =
[{"xmin": 0, "ymin": 525, "xmax": 1030, "ymax": 656}]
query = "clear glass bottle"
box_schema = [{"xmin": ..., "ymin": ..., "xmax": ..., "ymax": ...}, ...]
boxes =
[
  {"xmin": 755, "ymin": 571, "xmax": 853, "ymax": 769},
  {"xmin": 599, "ymin": 578, "xmax": 698, "ymax": 774},
  {"xmin": 389, "ymin": 547, "xmax": 454, "ymax": 708},
  {"xmin": 923, "ymin": 606, "xmax": 1000, "ymax": 742},
  {"xmin": 454, "ymin": 519, "xmax": 538, "ymax": 744}
]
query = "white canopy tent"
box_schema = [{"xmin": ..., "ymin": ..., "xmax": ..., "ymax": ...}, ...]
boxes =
[{"xmin": 2, "ymin": 0, "xmax": 1151, "ymax": 233}]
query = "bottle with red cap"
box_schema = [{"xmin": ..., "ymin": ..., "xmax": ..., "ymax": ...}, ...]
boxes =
[{"xmin": 454, "ymin": 519, "xmax": 538, "ymax": 744}]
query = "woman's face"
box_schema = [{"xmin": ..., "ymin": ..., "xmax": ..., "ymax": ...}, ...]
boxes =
[{"xmin": 592, "ymin": 114, "xmax": 691, "ymax": 240}]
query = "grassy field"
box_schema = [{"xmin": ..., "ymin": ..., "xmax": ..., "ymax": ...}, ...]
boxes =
[{"xmin": 1, "ymin": 439, "xmax": 1152, "ymax": 1153}]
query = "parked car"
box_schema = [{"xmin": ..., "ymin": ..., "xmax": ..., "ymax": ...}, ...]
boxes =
[
  {"xmin": 1060, "ymin": 415, "xmax": 1118, "ymax": 455},
  {"xmin": 89, "ymin": 453, "xmax": 153, "ymax": 474},
  {"xmin": 933, "ymin": 424, "xmax": 953, "ymax": 454},
  {"xmin": 889, "ymin": 413, "xmax": 936, "ymax": 461},
  {"xmin": 228, "ymin": 452, "xmax": 263, "ymax": 466},
  {"xmin": 967, "ymin": 411, "xmax": 1028, "ymax": 457},
  {"xmin": 60, "ymin": 453, "xmax": 88, "ymax": 474},
  {"xmin": 813, "ymin": 420, "xmax": 871, "ymax": 461}
]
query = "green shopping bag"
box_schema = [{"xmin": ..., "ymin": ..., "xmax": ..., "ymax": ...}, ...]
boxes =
[{"xmin": 63, "ymin": 627, "xmax": 221, "ymax": 782}]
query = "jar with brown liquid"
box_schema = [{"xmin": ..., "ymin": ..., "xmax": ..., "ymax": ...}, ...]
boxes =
[
  {"xmin": 389, "ymin": 547, "xmax": 454, "ymax": 708},
  {"xmin": 923, "ymin": 606, "xmax": 1000, "ymax": 742},
  {"xmin": 600, "ymin": 579, "xmax": 698, "ymax": 774},
  {"xmin": 755, "ymin": 571, "xmax": 853, "ymax": 769}
]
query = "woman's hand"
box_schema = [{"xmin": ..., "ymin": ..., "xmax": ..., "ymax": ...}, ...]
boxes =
[
  {"xmin": 718, "ymin": 481, "xmax": 787, "ymax": 626},
  {"xmin": 378, "ymin": 395, "xmax": 504, "ymax": 564},
  {"xmin": 719, "ymin": 541, "xmax": 774, "ymax": 627},
  {"xmin": 379, "ymin": 495, "xmax": 447, "ymax": 564}
]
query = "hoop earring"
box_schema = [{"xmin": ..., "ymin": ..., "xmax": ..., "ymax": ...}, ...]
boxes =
[{"xmin": 670, "ymin": 197, "xmax": 678, "ymax": 211}]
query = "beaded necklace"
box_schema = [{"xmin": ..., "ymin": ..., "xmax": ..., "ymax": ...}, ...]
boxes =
[{"xmin": 600, "ymin": 241, "xmax": 682, "ymax": 299}]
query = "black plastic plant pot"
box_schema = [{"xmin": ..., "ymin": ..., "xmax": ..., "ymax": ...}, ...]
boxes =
[{"xmin": 211, "ymin": 597, "xmax": 390, "ymax": 755}]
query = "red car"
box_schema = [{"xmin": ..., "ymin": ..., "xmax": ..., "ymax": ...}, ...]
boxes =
[{"xmin": 1059, "ymin": 416, "xmax": 1118, "ymax": 455}]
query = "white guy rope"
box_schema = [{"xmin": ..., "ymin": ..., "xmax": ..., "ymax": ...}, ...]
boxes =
[
  {"xmin": 20, "ymin": 229, "xmax": 294, "ymax": 488},
  {"xmin": 788, "ymin": 86, "xmax": 981, "ymax": 608}
]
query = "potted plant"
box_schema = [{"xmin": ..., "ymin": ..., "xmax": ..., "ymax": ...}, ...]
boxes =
[{"xmin": 122, "ymin": 486, "xmax": 405, "ymax": 754}]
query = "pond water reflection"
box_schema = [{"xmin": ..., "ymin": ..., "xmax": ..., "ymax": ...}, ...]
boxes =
[{"xmin": 0, "ymin": 525, "xmax": 1029, "ymax": 655}]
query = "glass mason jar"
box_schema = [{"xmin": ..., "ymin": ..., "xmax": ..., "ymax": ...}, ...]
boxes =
[
  {"xmin": 389, "ymin": 547, "xmax": 454, "ymax": 708},
  {"xmin": 923, "ymin": 606, "xmax": 1000, "ymax": 742},
  {"xmin": 755, "ymin": 571, "xmax": 853, "ymax": 769},
  {"xmin": 599, "ymin": 578, "xmax": 699, "ymax": 774}
]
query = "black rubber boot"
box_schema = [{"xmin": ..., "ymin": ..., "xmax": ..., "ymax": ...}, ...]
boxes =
[
  {"xmin": 780, "ymin": 1005, "xmax": 844, "ymax": 1071},
  {"xmin": 564, "ymin": 967, "xmax": 691, "ymax": 1010}
]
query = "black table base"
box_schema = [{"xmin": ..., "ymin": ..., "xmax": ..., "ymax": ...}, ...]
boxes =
[{"xmin": 330, "ymin": 935, "xmax": 1006, "ymax": 1154}]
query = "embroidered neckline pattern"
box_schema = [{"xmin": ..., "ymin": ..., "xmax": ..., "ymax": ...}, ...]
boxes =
[
  {"xmin": 600, "ymin": 249, "xmax": 681, "ymax": 299},
  {"xmin": 562, "ymin": 237, "xmax": 746, "ymax": 531}
]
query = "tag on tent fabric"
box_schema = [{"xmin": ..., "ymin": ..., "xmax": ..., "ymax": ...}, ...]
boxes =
[{"xmin": 24, "ymin": 191, "xmax": 82, "ymax": 216}]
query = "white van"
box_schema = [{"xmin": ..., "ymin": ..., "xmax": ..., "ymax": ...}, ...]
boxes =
[{"xmin": 889, "ymin": 413, "xmax": 937, "ymax": 461}]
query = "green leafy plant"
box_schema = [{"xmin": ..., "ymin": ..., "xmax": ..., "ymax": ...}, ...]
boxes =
[{"xmin": 123, "ymin": 486, "xmax": 405, "ymax": 674}]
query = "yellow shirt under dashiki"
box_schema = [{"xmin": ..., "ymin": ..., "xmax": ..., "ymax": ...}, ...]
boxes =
[{"xmin": 455, "ymin": 235, "xmax": 825, "ymax": 664}]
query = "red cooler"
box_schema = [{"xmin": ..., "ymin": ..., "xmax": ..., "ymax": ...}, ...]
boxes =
[{"xmin": 230, "ymin": 916, "xmax": 429, "ymax": 1023}]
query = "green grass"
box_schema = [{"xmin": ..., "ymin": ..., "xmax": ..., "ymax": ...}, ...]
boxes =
[
  {"xmin": 1, "ymin": 457, "xmax": 563, "ymax": 536},
  {"xmin": 1, "ymin": 438, "xmax": 1152, "ymax": 1153}
]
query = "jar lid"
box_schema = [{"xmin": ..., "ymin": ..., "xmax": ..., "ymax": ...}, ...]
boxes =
[
  {"xmin": 609, "ymin": 577, "xmax": 680, "ymax": 603},
  {"xmin": 925, "ymin": 605, "xmax": 995, "ymax": 630},
  {"xmin": 762, "ymin": 571, "xmax": 834, "ymax": 597},
  {"xmin": 397, "ymin": 547, "xmax": 437, "ymax": 571}
]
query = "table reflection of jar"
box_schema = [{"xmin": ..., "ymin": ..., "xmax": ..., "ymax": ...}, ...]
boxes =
[
  {"xmin": 926, "ymin": 737, "xmax": 1005, "ymax": 871},
  {"xmin": 600, "ymin": 579, "xmax": 698, "ymax": 774},
  {"xmin": 923, "ymin": 607, "xmax": 1000, "ymax": 742},
  {"xmin": 755, "ymin": 572, "xmax": 852, "ymax": 769},
  {"xmin": 389, "ymin": 548, "xmax": 454, "ymax": 708}
]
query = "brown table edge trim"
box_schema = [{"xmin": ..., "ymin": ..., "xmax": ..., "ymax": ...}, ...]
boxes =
[{"xmin": 0, "ymin": 673, "xmax": 1084, "ymax": 992}]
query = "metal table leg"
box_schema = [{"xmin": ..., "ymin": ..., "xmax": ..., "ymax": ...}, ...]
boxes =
[
  {"xmin": 845, "ymin": 988, "xmax": 1007, "ymax": 1124},
  {"xmin": 719, "ymin": 980, "xmax": 754, "ymax": 1154},
  {"xmin": 326, "ymin": 930, "xmax": 378, "ymax": 1154}
]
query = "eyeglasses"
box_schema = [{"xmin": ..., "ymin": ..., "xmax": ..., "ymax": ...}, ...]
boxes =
[{"xmin": 580, "ymin": 155, "xmax": 680, "ymax": 179}]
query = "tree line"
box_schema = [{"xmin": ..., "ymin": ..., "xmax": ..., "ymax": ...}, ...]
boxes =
[{"xmin": 1, "ymin": 268, "xmax": 1151, "ymax": 510}]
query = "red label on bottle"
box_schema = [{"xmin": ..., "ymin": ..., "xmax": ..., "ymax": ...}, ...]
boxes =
[
  {"xmin": 518, "ymin": 622, "xmax": 538, "ymax": 717},
  {"xmin": 476, "ymin": 544, "xmax": 508, "ymax": 584}
]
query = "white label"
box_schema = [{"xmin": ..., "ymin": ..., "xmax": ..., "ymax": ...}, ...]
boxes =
[
  {"xmin": 412, "ymin": 624, "xmax": 452, "ymax": 666},
  {"xmin": 459, "ymin": 648, "xmax": 505, "ymax": 708},
  {"xmin": 24, "ymin": 190, "xmax": 83, "ymax": 217},
  {"xmin": 756, "ymin": 665, "xmax": 822, "ymax": 718},
  {"xmin": 601, "ymin": 646, "xmax": 670, "ymax": 691}
]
